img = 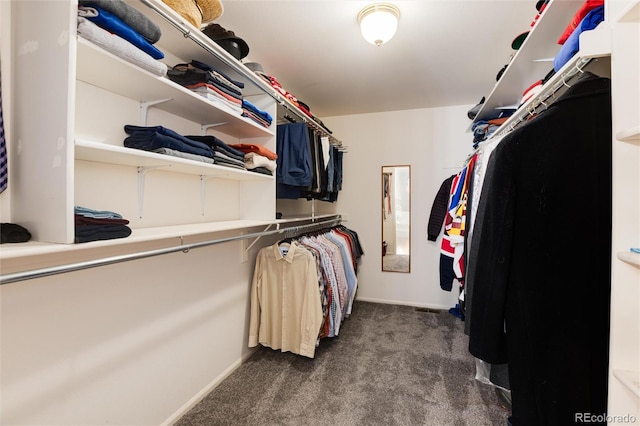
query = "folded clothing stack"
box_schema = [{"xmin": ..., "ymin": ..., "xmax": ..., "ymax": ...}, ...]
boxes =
[
  {"xmin": 75, "ymin": 206, "xmax": 132, "ymax": 243},
  {"xmin": 554, "ymin": 3, "xmax": 605, "ymax": 72},
  {"xmin": 124, "ymin": 125, "xmax": 214, "ymax": 162},
  {"xmin": 77, "ymin": 0, "xmax": 167, "ymax": 76},
  {"xmin": 242, "ymin": 99, "xmax": 273, "ymax": 128},
  {"xmin": 0, "ymin": 223, "xmax": 32, "ymax": 244},
  {"xmin": 186, "ymin": 135, "xmax": 246, "ymax": 170},
  {"xmin": 168, "ymin": 60, "xmax": 245, "ymax": 114},
  {"xmin": 229, "ymin": 143, "xmax": 278, "ymax": 175}
]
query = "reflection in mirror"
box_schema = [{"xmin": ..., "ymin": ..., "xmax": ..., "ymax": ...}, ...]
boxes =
[{"xmin": 382, "ymin": 165, "xmax": 411, "ymax": 273}]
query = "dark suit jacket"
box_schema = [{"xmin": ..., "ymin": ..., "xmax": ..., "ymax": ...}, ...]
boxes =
[{"xmin": 468, "ymin": 73, "xmax": 612, "ymax": 426}]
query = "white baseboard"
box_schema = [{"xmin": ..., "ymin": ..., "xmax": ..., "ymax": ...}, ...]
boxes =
[
  {"xmin": 355, "ymin": 296, "xmax": 453, "ymax": 311},
  {"xmin": 162, "ymin": 349, "xmax": 257, "ymax": 426}
]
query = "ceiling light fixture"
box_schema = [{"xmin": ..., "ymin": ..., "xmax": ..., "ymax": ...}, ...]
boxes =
[{"xmin": 357, "ymin": 3, "xmax": 400, "ymax": 46}]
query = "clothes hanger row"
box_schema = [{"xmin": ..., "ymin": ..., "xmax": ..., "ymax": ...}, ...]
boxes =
[
  {"xmin": 278, "ymin": 223, "xmax": 343, "ymax": 245},
  {"xmin": 499, "ymin": 57, "xmax": 595, "ymax": 136},
  {"xmin": 276, "ymin": 114, "xmax": 348, "ymax": 151},
  {"xmin": 458, "ymin": 57, "xmax": 597, "ymax": 169}
]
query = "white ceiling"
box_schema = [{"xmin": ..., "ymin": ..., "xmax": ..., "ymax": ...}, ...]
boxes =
[{"xmin": 214, "ymin": 1, "xmax": 540, "ymax": 118}]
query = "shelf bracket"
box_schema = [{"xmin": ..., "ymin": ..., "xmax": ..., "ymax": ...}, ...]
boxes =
[
  {"xmin": 200, "ymin": 175, "xmax": 217, "ymax": 215},
  {"xmin": 201, "ymin": 123, "xmax": 228, "ymax": 135},
  {"xmin": 137, "ymin": 165, "xmax": 169, "ymax": 218},
  {"xmin": 140, "ymin": 98, "xmax": 172, "ymax": 126},
  {"xmin": 244, "ymin": 223, "xmax": 279, "ymax": 253}
]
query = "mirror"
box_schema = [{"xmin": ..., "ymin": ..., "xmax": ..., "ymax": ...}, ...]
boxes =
[{"xmin": 382, "ymin": 165, "xmax": 411, "ymax": 273}]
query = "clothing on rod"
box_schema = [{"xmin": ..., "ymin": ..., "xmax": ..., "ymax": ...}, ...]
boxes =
[
  {"xmin": 276, "ymin": 122, "xmax": 343, "ymax": 201},
  {"xmin": 466, "ymin": 72, "xmax": 612, "ymax": 426},
  {"xmin": 248, "ymin": 226, "xmax": 362, "ymax": 358}
]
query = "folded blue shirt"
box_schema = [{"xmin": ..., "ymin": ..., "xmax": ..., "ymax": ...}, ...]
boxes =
[
  {"xmin": 554, "ymin": 6, "xmax": 604, "ymax": 72},
  {"xmin": 242, "ymin": 99, "xmax": 273, "ymax": 124},
  {"xmin": 80, "ymin": 6, "xmax": 165, "ymax": 60}
]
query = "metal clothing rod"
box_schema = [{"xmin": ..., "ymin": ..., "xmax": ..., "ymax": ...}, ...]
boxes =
[
  {"xmin": 136, "ymin": 0, "xmax": 274, "ymax": 101},
  {"xmin": 496, "ymin": 57, "xmax": 594, "ymax": 138},
  {"xmin": 278, "ymin": 101, "xmax": 343, "ymax": 147},
  {"xmin": 136, "ymin": 0, "xmax": 344, "ymax": 148},
  {"xmin": 0, "ymin": 216, "xmax": 342, "ymax": 285}
]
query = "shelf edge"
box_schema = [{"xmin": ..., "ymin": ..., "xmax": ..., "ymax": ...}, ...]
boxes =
[
  {"xmin": 615, "ymin": 0, "xmax": 640, "ymax": 23},
  {"xmin": 613, "ymin": 369, "xmax": 640, "ymax": 399},
  {"xmin": 617, "ymin": 251, "xmax": 640, "ymax": 266},
  {"xmin": 616, "ymin": 126, "xmax": 640, "ymax": 142}
]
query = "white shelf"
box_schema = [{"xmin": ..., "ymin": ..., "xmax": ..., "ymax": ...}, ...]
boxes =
[
  {"xmin": 0, "ymin": 219, "xmax": 273, "ymax": 260},
  {"xmin": 125, "ymin": 0, "xmax": 277, "ymax": 99},
  {"xmin": 75, "ymin": 140, "xmax": 273, "ymax": 182},
  {"xmin": 473, "ymin": 0, "xmax": 585, "ymax": 122},
  {"xmin": 124, "ymin": 0, "xmax": 338, "ymax": 144},
  {"xmin": 76, "ymin": 38, "xmax": 274, "ymax": 139},
  {"xmin": 613, "ymin": 369, "xmax": 640, "ymax": 398},
  {"xmin": 617, "ymin": 126, "xmax": 640, "ymax": 142},
  {"xmin": 617, "ymin": 251, "xmax": 640, "ymax": 266},
  {"xmin": 617, "ymin": 0, "xmax": 640, "ymax": 23}
]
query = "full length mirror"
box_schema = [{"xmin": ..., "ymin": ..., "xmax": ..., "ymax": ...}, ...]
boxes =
[{"xmin": 382, "ymin": 165, "xmax": 411, "ymax": 273}]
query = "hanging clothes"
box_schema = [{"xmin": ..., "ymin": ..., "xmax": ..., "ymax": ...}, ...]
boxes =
[
  {"xmin": 249, "ymin": 226, "xmax": 362, "ymax": 358},
  {"xmin": 427, "ymin": 175, "xmax": 455, "ymax": 242},
  {"xmin": 276, "ymin": 122, "xmax": 313, "ymax": 199},
  {"xmin": 462, "ymin": 135, "xmax": 511, "ymax": 393},
  {"xmin": 276, "ymin": 122, "xmax": 343, "ymax": 201},
  {"xmin": 439, "ymin": 155, "xmax": 476, "ymax": 293},
  {"xmin": 467, "ymin": 73, "xmax": 612, "ymax": 426}
]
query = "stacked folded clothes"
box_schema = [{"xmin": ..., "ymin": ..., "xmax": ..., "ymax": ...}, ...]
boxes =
[
  {"xmin": 168, "ymin": 60, "xmax": 273, "ymax": 128},
  {"xmin": 471, "ymin": 119, "xmax": 507, "ymax": 148},
  {"xmin": 470, "ymin": 108, "xmax": 516, "ymax": 147},
  {"xmin": 168, "ymin": 60, "xmax": 245, "ymax": 114},
  {"xmin": 75, "ymin": 206, "xmax": 132, "ymax": 243},
  {"xmin": 241, "ymin": 99, "xmax": 273, "ymax": 128},
  {"xmin": 186, "ymin": 135, "xmax": 246, "ymax": 170},
  {"xmin": 229, "ymin": 143, "xmax": 278, "ymax": 175},
  {"xmin": 244, "ymin": 152, "xmax": 277, "ymax": 176},
  {"xmin": 123, "ymin": 125, "xmax": 214, "ymax": 162},
  {"xmin": 76, "ymin": 0, "xmax": 167, "ymax": 76},
  {"xmin": 553, "ymin": 4, "xmax": 605, "ymax": 72}
]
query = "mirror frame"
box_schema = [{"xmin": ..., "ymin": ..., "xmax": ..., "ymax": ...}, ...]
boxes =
[{"xmin": 381, "ymin": 165, "xmax": 411, "ymax": 273}]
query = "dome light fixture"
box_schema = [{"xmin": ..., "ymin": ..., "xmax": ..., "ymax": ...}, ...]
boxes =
[{"xmin": 357, "ymin": 3, "xmax": 400, "ymax": 46}]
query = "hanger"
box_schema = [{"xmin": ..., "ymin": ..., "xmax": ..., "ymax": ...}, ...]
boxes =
[{"xmin": 540, "ymin": 99, "xmax": 549, "ymax": 110}]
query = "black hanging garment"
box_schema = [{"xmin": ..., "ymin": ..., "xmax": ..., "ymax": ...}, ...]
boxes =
[
  {"xmin": 468, "ymin": 73, "xmax": 612, "ymax": 426},
  {"xmin": 427, "ymin": 175, "xmax": 455, "ymax": 242}
]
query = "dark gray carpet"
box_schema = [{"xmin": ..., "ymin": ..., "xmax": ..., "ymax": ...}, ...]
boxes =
[{"xmin": 176, "ymin": 301, "xmax": 510, "ymax": 426}]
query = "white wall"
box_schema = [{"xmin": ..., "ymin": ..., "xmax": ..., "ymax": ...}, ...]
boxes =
[
  {"xmin": 0, "ymin": 239, "xmax": 269, "ymax": 425},
  {"xmin": 324, "ymin": 104, "xmax": 473, "ymax": 309}
]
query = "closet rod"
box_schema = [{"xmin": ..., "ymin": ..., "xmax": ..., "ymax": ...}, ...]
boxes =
[
  {"xmin": 277, "ymin": 101, "xmax": 344, "ymax": 148},
  {"xmin": 136, "ymin": 0, "xmax": 276, "ymax": 102},
  {"xmin": 137, "ymin": 0, "xmax": 344, "ymax": 148},
  {"xmin": 496, "ymin": 57, "xmax": 594, "ymax": 137},
  {"xmin": 0, "ymin": 216, "xmax": 342, "ymax": 286}
]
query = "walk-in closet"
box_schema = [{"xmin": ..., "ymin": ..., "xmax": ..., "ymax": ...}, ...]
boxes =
[{"xmin": 1, "ymin": 0, "xmax": 638, "ymax": 425}]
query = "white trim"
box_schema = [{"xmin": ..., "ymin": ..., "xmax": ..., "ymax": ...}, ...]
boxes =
[{"xmin": 162, "ymin": 349, "xmax": 257, "ymax": 426}]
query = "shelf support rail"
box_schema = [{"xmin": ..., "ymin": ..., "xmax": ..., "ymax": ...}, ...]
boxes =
[
  {"xmin": 140, "ymin": 98, "xmax": 172, "ymax": 126},
  {"xmin": 136, "ymin": 0, "xmax": 345, "ymax": 149},
  {"xmin": 138, "ymin": 165, "xmax": 170, "ymax": 218},
  {"xmin": 0, "ymin": 215, "xmax": 342, "ymax": 285},
  {"xmin": 243, "ymin": 223, "xmax": 277, "ymax": 253},
  {"xmin": 496, "ymin": 57, "xmax": 595, "ymax": 138}
]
